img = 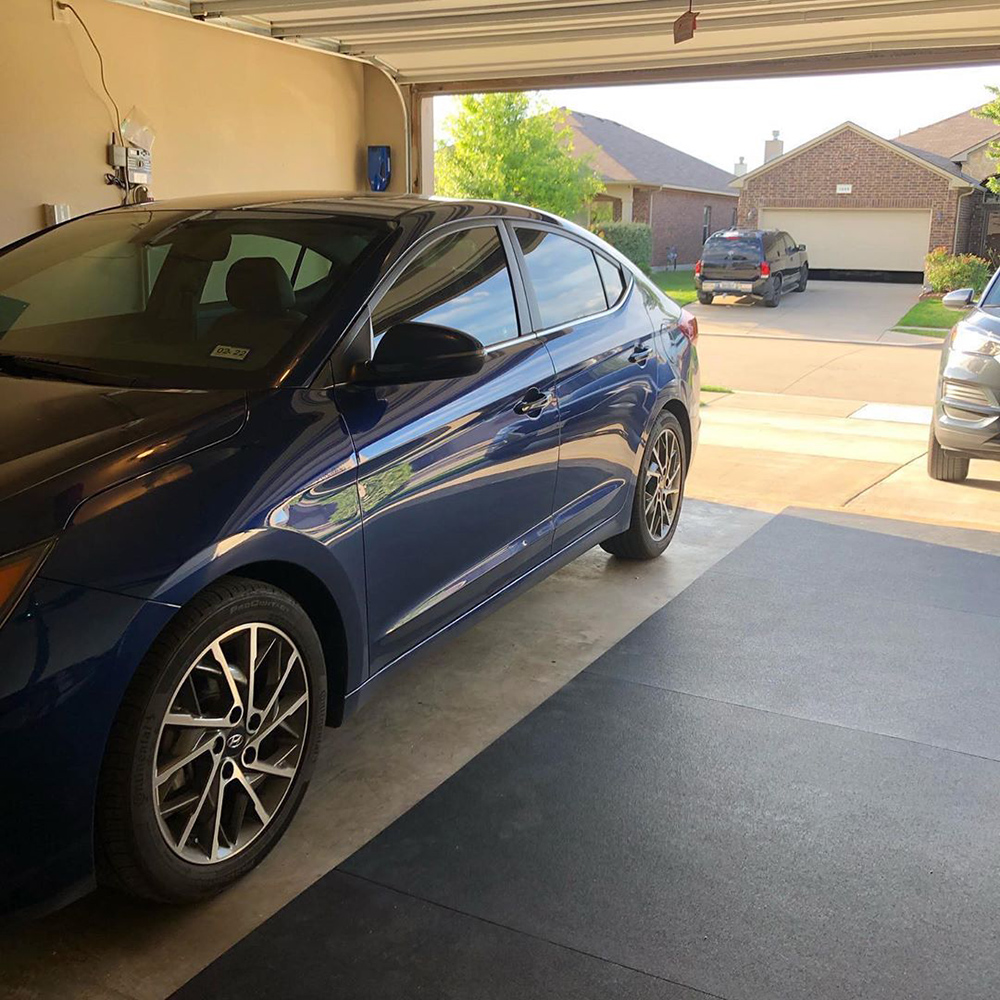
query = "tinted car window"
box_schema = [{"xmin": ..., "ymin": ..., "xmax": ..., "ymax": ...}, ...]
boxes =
[
  {"xmin": 0, "ymin": 211, "xmax": 388, "ymax": 388},
  {"xmin": 596, "ymin": 255, "xmax": 625, "ymax": 307},
  {"xmin": 702, "ymin": 235, "xmax": 761, "ymax": 264},
  {"xmin": 515, "ymin": 229, "xmax": 607, "ymax": 329},
  {"xmin": 372, "ymin": 226, "xmax": 518, "ymax": 348}
]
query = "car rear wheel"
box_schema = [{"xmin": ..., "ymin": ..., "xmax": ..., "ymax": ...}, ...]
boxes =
[
  {"xmin": 763, "ymin": 277, "xmax": 782, "ymax": 308},
  {"xmin": 927, "ymin": 430, "xmax": 970, "ymax": 483},
  {"xmin": 697, "ymin": 292, "xmax": 714, "ymax": 305},
  {"xmin": 601, "ymin": 410, "xmax": 686, "ymax": 560},
  {"xmin": 795, "ymin": 266, "xmax": 808, "ymax": 292},
  {"xmin": 96, "ymin": 577, "xmax": 326, "ymax": 903}
]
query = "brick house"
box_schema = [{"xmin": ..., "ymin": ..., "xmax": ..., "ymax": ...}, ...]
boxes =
[
  {"xmin": 564, "ymin": 110, "xmax": 738, "ymax": 267},
  {"xmin": 732, "ymin": 121, "xmax": 989, "ymax": 277}
]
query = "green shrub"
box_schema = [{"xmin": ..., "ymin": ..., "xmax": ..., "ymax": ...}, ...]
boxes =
[
  {"xmin": 924, "ymin": 246, "xmax": 992, "ymax": 294},
  {"xmin": 591, "ymin": 222, "xmax": 652, "ymax": 273}
]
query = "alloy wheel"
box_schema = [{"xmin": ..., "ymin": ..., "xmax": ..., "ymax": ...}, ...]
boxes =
[
  {"xmin": 152, "ymin": 623, "xmax": 310, "ymax": 865},
  {"xmin": 643, "ymin": 426, "xmax": 682, "ymax": 542}
]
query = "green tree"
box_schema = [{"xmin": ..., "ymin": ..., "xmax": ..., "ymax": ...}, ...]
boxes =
[
  {"xmin": 435, "ymin": 92, "xmax": 604, "ymax": 217},
  {"xmin": 975, "ymin": 87, "xmax": 1000, "ymax": 194}
]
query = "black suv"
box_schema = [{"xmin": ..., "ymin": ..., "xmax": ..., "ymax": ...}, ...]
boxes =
[{"xmin": 695, "ymin": 229, "xmax": 808, "ymax": 308}]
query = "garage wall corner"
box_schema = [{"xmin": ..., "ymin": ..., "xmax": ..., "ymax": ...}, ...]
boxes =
[{"xmin": 363, "ymin": 65, "xmax": 408, "ymax": 194}]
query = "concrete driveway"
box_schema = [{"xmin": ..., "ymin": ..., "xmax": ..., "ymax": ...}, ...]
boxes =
[{"xmin": 688, "ymin": 279, "xmax": 924, "ymax": 344}]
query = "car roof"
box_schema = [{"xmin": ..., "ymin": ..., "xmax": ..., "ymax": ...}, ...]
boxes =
[{"xmin": 111, "ymin": 191, "xmax": 563, "ymax": 226}]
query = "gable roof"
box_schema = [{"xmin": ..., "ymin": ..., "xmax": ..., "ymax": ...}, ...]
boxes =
[
  {"xmin": 892, "ymin": 141, "xmax": 980, "ymax": 184},
  {"xmin": 564, "ymin": 110, "xmax": 737, "ymax": 196},
  {"xmin": 897, "ymin": 107, "xmax": 1000, "ymax": 159},
  {"xmin": 730, "ymin": 121, "xmax": 978, "ymax": 189}
]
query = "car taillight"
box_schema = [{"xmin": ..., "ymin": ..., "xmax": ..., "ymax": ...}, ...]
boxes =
[
  {"xmin": 760, "ymin": 262, "xmax": 771, "ymax": 277},
  {"xmin": 694, "ymin": 260, "xmax": 702, "ymax": 276},
  {"xmin": 678, "ymin": 309, "xmax": 698, "ymax": 344}
]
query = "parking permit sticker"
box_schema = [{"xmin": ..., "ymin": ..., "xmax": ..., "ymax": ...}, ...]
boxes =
[{"xmin": 211, "ymin": 345, "xmax": 250, "ymax": 361}]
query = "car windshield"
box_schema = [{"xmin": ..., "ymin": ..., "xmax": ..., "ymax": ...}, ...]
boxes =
[
  {"xmin": 981, "ymin": 273, "xmax": 1000, "ymax": 307},
  {"xmin": 0, "ymin": 209, "xmax": 391, "ymax": 388},
  {"xmin": 702, "ymin": 236, "xmax": 761, "ymax": 264}
]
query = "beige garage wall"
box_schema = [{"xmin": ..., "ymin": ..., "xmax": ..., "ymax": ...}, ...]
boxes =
[{"xmin": 0, "ymin": 0, "xmax": 402, "ymax": 246}]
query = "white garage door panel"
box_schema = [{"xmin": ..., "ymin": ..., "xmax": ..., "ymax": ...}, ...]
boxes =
[{"xmin": 759, "ymin": 209, "xmax": 931, "ymax": 271}]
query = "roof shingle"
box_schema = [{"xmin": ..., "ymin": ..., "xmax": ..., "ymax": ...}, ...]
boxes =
[
  {"xmin": 564, "ymin": 110, "xmax": 736, "ymax": 195},
  {"xmin": 896, "ymin": 107, "xmax": 1000, "ymax": 159}
]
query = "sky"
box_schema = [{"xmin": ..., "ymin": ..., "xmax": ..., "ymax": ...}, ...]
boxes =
[{"xmin": 433, "ymin": 65, "xmax": 1000, "ymax": 175}]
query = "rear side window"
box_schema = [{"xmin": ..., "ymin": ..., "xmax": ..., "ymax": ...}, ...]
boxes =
[
  {"xmin": 702, "ymin": 235, "xmax": 761, "ymax": 264},
  {"xmin": 596, "ymin": 255, "xmax": 625, "ymax": 308},
  {"xmin": 371, "ymin": 226, "xmax": 518, "ymax": 348},
  {"xmin": 515, "ymin": 229, "xmax": 607, "ymax": 329}
]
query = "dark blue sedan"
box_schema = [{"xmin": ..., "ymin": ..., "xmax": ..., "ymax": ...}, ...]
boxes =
[{"xmin": 0, "ymin": 194, "xmax": 699, "ymax": 914}]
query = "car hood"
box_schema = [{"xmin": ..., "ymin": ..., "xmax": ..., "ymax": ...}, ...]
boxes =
[
  {"xmin": 0, "ymin": 375, "xmax": 246, "ymax": 555},
  {"xmin": 969, "ymin": 304, "xmax": 1000, "ymax": 337}
]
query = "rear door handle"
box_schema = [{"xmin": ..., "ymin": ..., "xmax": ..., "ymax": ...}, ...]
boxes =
[
  {"xmin": 628, "ymin": 344, "xmax": 652, "ymax": 366},
  {"xmin": 513, "ymin": 387, "xmax": 552, "ymax": 417}
]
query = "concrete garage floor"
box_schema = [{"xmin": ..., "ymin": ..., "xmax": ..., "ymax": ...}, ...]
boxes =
[
  {"xmin": 7, "ymin": 503, "xmax": 1000, "ymax": 1000},
  {"xmin": 161, "ymin": 510, "xmax": 1000, "ymax": 1000},
  {"xmin": 688, "ymin": 279, "xmax": 926, "ymax": 345}
]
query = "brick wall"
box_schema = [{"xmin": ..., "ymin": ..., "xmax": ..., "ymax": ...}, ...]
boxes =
[
  {"xmin": 737, "ymin": 127, "xmax": 971, "ymax": 256},
  {"xmin": 650, "ymin": 188, "xmax": 739, "ymax": 266}
]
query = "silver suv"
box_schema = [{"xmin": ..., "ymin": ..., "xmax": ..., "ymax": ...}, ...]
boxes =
[{"xmin": 929, "ymin": 268, "xmax": 1000, "ymax": 481}]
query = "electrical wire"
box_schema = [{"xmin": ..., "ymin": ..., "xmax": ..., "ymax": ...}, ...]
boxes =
[{"xmin": 58, "ymin": 1, "xmax": 130, "ymax": 203}]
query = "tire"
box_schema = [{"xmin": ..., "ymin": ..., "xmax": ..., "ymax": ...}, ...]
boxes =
[
  {"xmin": 96, "ymin": 576, "xmax": 327, "ymax": 903},
  {"xmin": 697, "ymin": 292, "xmax": 714, "ymax": 305},
  {"xmin": 927, "ymin": 429, "xmax": 970, "ymax": 483},
  {"xmin": 794, "ymin": 266, "xmax": 808, "ymax": 292},
  {"xmin": 763, "ymin": 277, "xmax": 782, "ymax": 308},
  {"xmin": 601, "ymin": 409, "xmax": 687, "ymax": 560}
]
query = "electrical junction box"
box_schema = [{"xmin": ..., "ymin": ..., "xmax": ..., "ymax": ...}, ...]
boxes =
[{"xmin": 108, "ymin": 143, "xmax": 152, "ymax": 185}]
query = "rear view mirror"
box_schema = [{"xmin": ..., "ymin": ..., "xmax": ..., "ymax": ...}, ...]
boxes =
[
  {"xmin": 942, "ymin": 288, "xmax": 975, "ymax": 311},
  {"xmin": 351, "ymin": 322, "xmax": 486, "ymax": 386}
]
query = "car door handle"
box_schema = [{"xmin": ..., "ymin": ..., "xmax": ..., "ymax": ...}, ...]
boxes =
[
  {"xmin": 628, "ymin": 344, "xmax": 652, "ymax": 366},
  {"xmin": 513, "ymin": 387, "xmax": 552, "ymax": 417}
]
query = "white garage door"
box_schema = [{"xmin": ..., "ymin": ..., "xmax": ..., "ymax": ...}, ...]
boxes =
[{"xmin": 759, "ymin": 209, "xmax": 931, "ymax": 272}]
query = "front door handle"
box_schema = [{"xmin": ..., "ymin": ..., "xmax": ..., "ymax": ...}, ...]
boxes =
[
  {"xmin": 628, "ymin": 344, "xmax": 652, "ymax": 366},
  {"xmin": 513, "ymin": 387, "xmax": 552, "ymax": 417}
]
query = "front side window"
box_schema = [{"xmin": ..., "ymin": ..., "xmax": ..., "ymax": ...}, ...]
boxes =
[
  {"xmin": 0, "ymin": 210, "xmax": 389, "ymax": 388},
  {"xmin": 371, "ymin": 226, "xmax": 518, "ymax": 349},
  {"xmin": 515, "ymin": 229, "xmax": 607, "ymax": 330}
]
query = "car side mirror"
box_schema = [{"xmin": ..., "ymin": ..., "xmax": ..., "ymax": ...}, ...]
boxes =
[
  {"xmin": 797, "ymin": 244, "xmax": 807, "ymax": 253},
  {"xmin": 350, "ymin": 322, "xmax": 486, "ymax": 386},
  {"xmin": 942, "ymin": 288, "xmax": 975, "ymax": 311}
]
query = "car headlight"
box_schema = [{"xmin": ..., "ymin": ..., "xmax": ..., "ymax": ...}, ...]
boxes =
[
  {"xmin": 951, "ymin": 323, "xmax": 1000, "ymax": 357},
  {"xmin": 0, "ymin": 542, "xmax": 51, "ymax": 625}
]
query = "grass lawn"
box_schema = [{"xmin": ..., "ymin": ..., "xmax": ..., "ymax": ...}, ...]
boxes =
[
  {"xmin": 893, "ymin": 297, "xmax": 968, "ymax": 332},
  {"xmin": 651, "ymin": 269, "xmax": 698, "ymax": 306}
]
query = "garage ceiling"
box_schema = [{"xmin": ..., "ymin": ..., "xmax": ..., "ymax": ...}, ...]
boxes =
[{"xmin": 122, "ymin": 0, "xmax": 1000, "ymax": 91}]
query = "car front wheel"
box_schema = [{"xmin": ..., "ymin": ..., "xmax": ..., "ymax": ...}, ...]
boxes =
[
  {"xmin": 97, "ymin": 577, "xmax": 326, "ymax": 902},
  {"xmin": 601, "ymin": 410, "xmax": 687, "ymax": 560},
  {"xmin": 927, "ymin": 430, "xmax": 970, "ymax": 483}
]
